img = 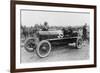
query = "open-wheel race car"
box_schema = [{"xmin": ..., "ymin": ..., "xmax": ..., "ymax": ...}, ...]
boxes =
[{"xmin": 24, "ymin": 27, "xmax": 83, "ymax": 58}]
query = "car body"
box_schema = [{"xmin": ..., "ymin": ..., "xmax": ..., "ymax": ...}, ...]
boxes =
[{"xmin": 24, "ymin": 27, "xmax": 83, "ymax": 58}]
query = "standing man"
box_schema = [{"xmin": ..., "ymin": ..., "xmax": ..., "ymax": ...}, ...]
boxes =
[{"xmin": 83, "ymin": 23, "xmax": 87, "ymax": 41}]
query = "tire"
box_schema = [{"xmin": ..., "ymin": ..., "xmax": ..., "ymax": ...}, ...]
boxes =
[
  {"xmin": 36, "ymin": 40, "xmax": 51, "ymax": 58},
  {"xmin": 76, "ymin": 37, "xmax": 83, "ymax": 49},
  {"xmin": 24, "ymin": 37, "xmax": 39, "ymax": 52}
]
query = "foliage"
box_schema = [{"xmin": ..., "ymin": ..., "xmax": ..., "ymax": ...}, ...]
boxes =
[{"xmin": 21, "ymin": 24, "xmax": 89, "ymax": 41}]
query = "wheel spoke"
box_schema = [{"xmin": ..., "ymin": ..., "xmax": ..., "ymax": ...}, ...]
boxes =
[{"xmin": 24, "ymin": 38, "xmax": 37, "ymax": 52}]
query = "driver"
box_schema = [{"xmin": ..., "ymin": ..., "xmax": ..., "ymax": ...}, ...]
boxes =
[{"xmin": 42, "ymin": 22, "xmax": 49, "ymax": 31}]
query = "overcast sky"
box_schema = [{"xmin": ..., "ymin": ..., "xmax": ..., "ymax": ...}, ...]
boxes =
[{"xmin": 21, "ymin": 10, "xmax": 90, "ymax": 27}]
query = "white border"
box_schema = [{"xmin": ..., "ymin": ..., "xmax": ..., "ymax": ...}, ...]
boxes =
[{"xmin": 16, "ymin": 4, "xmax": 94, "ymax": 69}]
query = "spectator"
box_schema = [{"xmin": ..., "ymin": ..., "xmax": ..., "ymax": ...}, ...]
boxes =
[{"xmin": 83, "ymin": 23, "xmax": 87, "ymax": 40}]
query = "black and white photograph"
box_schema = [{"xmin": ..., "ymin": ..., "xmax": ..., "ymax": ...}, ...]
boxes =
[
  {"xmin": 20, "ymin": 9, "xmax": 90, "ymax": 63},
  {"xmin": 11, "ymin": 1, "xmax": 96, "ymax": 72}
]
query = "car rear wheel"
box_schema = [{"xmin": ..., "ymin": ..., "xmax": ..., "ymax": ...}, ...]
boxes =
[{"xmin": 76, "ymin": 37, "xmax": 83, "ymax": 49}]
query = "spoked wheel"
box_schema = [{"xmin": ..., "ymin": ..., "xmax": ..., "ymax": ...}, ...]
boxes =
[
  {"xmin": 24, "ymin": 37, "xmax": 38, "ymax": 52},
  {"xmin": 36, "ymin": 40, "xmax": 51, "ymax": 58},
  {"xmin": 76, "ymin": 37, "xmax": 83, "ymax": 49}
]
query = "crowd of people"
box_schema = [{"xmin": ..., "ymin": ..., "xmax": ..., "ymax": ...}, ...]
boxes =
[{"xmin": 21, "ymin": 21, "xmax": 89, "ymax": 42}]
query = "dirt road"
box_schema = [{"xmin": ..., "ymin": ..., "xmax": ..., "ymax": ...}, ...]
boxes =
[{"xmin": 20, "ymin": 41, "xmax": 89, "ymax": 63}]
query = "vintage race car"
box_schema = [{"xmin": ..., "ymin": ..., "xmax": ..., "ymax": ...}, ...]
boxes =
[{"xmin": 24, "ymin": 28, "xmax": 83, "ymax": 58}]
